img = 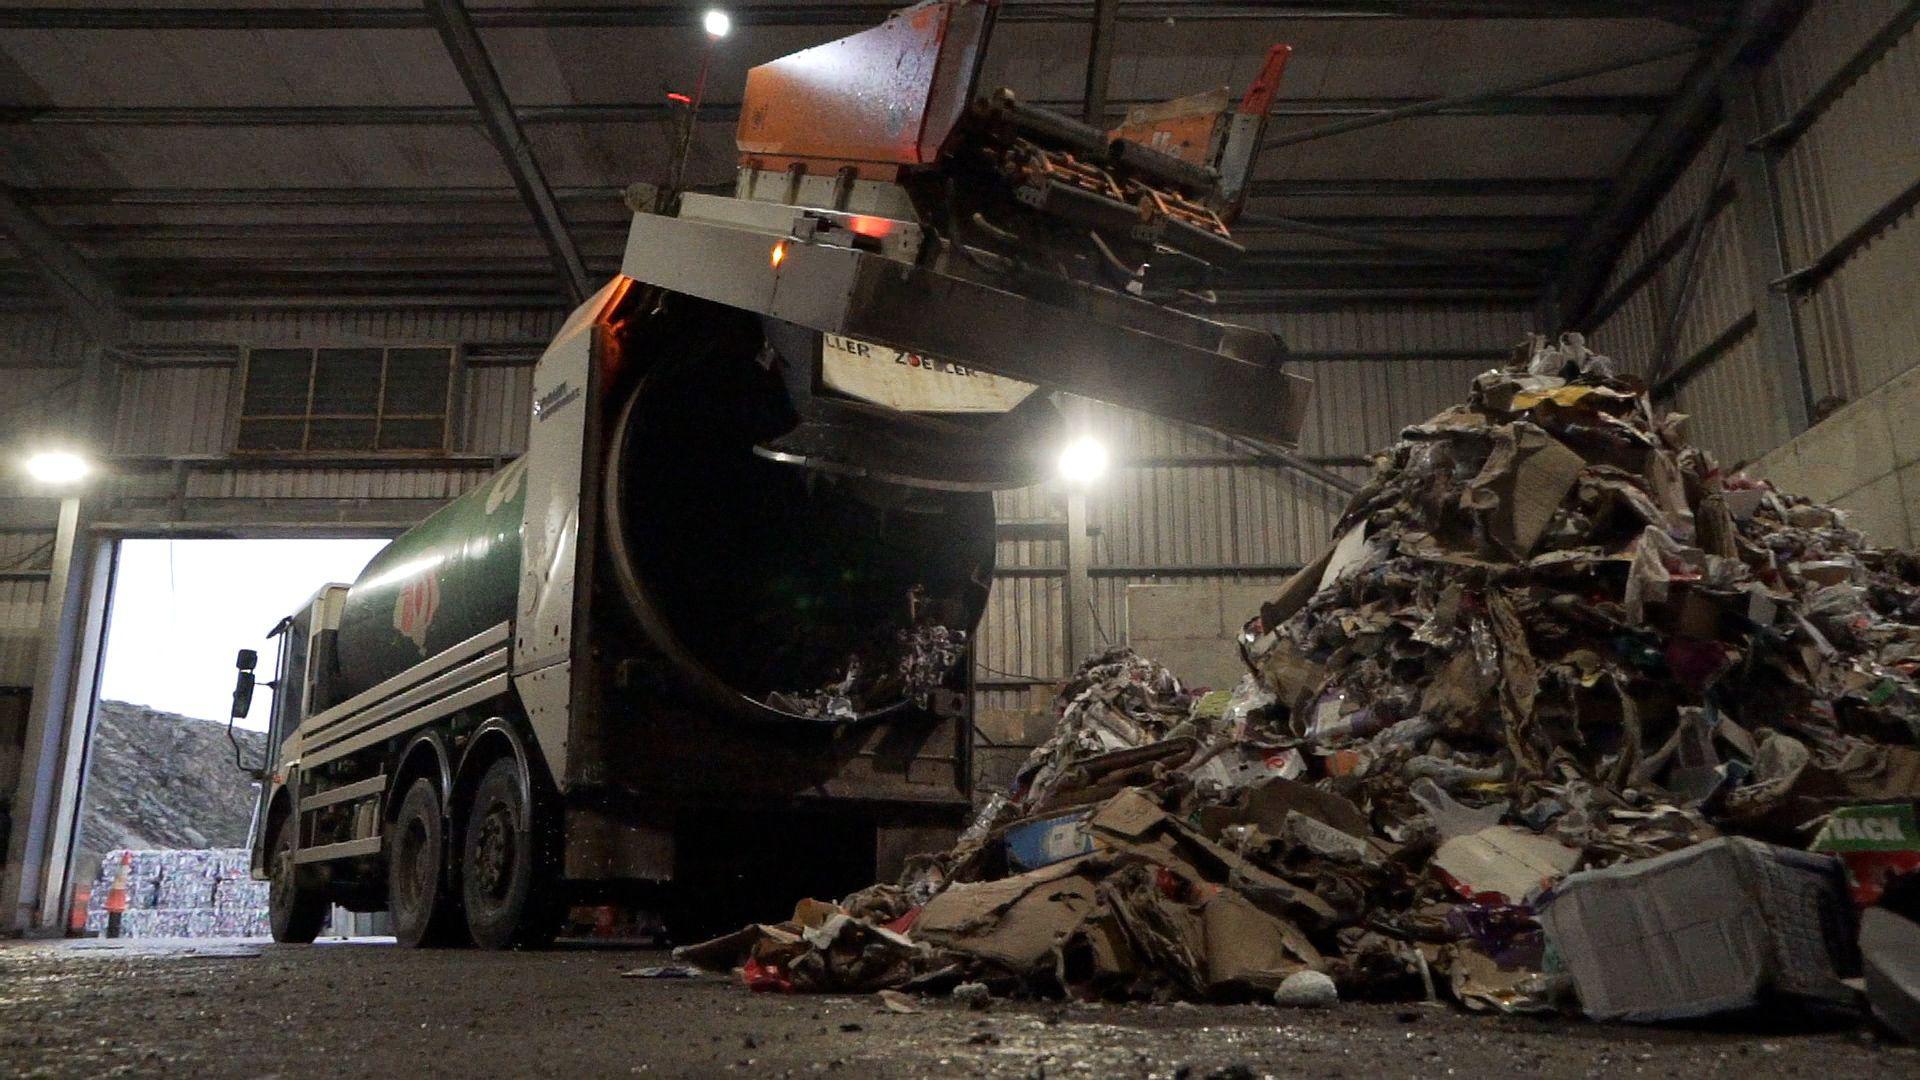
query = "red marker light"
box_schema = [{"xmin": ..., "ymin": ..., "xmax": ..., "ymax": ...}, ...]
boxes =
[
  {"xmin": 666, "ymin": 92, "xmax": 692, "ymax": 105},
  {"xmin": 770, "ymin": 240, "xmax": 788, "ymax": 269}
]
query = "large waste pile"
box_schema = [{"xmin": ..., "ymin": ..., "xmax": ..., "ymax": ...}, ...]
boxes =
[{"xmin": 681, "ymin": 336, "xmax": 1920, "ymax": 1025}]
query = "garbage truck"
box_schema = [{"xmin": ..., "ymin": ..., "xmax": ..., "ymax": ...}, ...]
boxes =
[{"xmin": 232, "ymin": 0, "xmax": 1312, "ymax": 948}]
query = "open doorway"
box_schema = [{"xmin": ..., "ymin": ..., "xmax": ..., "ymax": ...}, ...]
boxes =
[{"xmin": 72, "ymin": 538, "xmax": 387, "ymax": 937}]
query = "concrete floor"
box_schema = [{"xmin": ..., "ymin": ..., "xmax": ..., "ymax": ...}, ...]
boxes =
[{"xmin": 0, "ymin": 938, "xmax": 1909, "ymax": 1078}]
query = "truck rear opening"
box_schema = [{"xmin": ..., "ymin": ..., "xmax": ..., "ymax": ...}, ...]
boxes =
[{"xmin": 604, "ymin": 308, "xmax": 996, "ymax": 723}]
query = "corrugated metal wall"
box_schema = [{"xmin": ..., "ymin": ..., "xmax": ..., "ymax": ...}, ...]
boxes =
[
  {"xmin": 1584, "ymin": 122, "xmax": 1794, "ymax": 466},
  {"xmin": 1586, "ymin": 4, "xmax": 1920, "ymax": 468},
  {"xmin": 1767, "ymin": 3, "xmax": 1920, "ymax": 403},
  {"xmin": 0, "ymin": 532, "xmax": 52, "ymax": 686}
]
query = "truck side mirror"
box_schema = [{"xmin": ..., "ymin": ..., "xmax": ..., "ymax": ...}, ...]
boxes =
[
  {"xmin": 236, "ymin": 649, "xmax": 258, "ymax": 672},
  {"xmin": 231, "ymin": 670, "xmax": 256, "ymax": 720}
]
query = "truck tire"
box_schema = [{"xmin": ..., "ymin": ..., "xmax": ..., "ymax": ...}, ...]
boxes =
[
  {"xmin": 268, "ymin": 818, "xmax": 327, "ymax": 944},
  {"xmin": 460, "ymin": 757, "xmax": 557, "ymax": 949},
  {"xmin": 388, "ymin": 778, "xmax": 465, "ymax": 948}
]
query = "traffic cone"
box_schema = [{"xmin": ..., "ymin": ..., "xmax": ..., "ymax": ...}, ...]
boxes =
[
  {"xmin": 103, "ymin": 852, "xmax": 131, "ymax": 938},
  {"xmin": 67, "ymin": 886, "xmax": 90, "ymax": 936}
]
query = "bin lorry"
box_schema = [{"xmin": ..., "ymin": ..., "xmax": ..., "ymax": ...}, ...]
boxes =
[{"xmin": 232, "ymin": 0, "xmax": 1312, "ymax": 948}]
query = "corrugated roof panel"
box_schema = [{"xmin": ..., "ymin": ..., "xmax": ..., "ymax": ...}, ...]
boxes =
[{"xmin": 126, "ymin": 306, "xmax": 562, "ymax": 344}]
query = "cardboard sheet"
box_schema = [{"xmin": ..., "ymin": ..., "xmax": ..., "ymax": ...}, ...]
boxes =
[
  {"xmin": 1461, "ymin": 424, "xmax": 1586, "ymax": 556},
  {"xmin": 1431, "ymin": 825, "xmax": 1579, "ymax": 904},
  {"xmin": 914, "ymin": 857, "xmax": 1101, "ymax": 970}
]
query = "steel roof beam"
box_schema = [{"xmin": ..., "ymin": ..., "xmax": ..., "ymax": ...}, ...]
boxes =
[
  {"xmin": 55, "ymin": 213, "xmax": 1576, "ymax": 241},
  {"xmin": 14, "ymin": 177, "xmax": 1612, "ymax": 206},
  {"xmin": 0, "ymin": 289, "xmax": 1542, "ymax": 315},
  {"xmin": 64, "ymin": 222, "xmax": 635, "ymax": 242},
  {"xmin": 422, "ymin": 0, "xmax": 588, "ymax": 305},
  {"xmin": 0, "ymin": 96, "xmax": 1668, "ymax": 129},
  {"xmin": 0, "ymin": 249, "xmax": 1542, "ymax": 280},
  {"xmin": 1554, "ymin": 0, "xmax": 1805, "ymax": 328},
  {"xmin": 14, "ymin": 186, "xmax": 629, "ymax": 207},
  {"xmin": 1208, "ymin": 288, "xmax": 1540, "ymax": 310},
  {"xmin": 1268, "ymin": 94, "xmax": 1667, "ymax": 117},
  {"xmin": 1231, "ymin": 215, "xmax": 1550, "ymax": 273},
  {"xmin": 0, "ymin": 3, "xmax": 1734, "ymax": 31},
  {"xmin": 1261, "ymin": 39, "xmax": 1698, "ymax": 152},
  {"xmin": 1249, "ymin": 177, "xmax": 1607, "ymax": 198},
  {"xmin": 1236, "ymin": 212, "xmax": 1580, "ymax": 235},
  {"xmin": 0, "ymin": 184, "xmax": 125, "ymax": 343}
]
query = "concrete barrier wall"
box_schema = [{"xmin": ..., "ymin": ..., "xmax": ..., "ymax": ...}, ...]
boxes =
[
  {"xmin": 1753, "ymin": 364, "xmax": 1920, "ymax": 549},
  {"xmin": 1124, "ymin": 583, "xmax": 1275, "ymax": 693}
]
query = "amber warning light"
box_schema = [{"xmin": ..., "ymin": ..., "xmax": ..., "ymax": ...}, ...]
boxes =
[{"xmin": 770, "ymin": 239, "xmax": 788, "ymax": 269}]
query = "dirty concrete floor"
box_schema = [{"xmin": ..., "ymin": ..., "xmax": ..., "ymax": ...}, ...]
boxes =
[{"xmin": 0, "ymin": 938, "xmax": 1908, "ymax": 1078}]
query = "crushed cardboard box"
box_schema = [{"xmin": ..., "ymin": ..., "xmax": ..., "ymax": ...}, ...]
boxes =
[{"xmin": 1538, "ymin": 837, "xmax": 1855, "ymax": 1022}]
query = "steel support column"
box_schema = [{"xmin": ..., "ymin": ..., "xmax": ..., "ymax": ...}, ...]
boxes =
[
  {"xmin": 422, "ymin": 0, "xmax": 589, "ymax": 304},
  {"xmin": 1065, "ymin": 488, "xmax": 1095, "ymax": 666},
  {"xmin": 1727, "ymin": 73, "xmax": 1812, "ymax": 432},
  {"xmin": 1082, "ymin": 0, "xmax": 1119, "ymax": 125},
  {"xmin": 1648, "ymin": 135, "xmax": 1732, "ymax": 381},
  {"xmin": 0, "ymin": 497, "xmax": 112, "ymax": 935},
  {"xmin": 0, "ymin": 329, "xmax": 125, "ymax": 936},
  {"xmin": 1062, "ymin": 398, "xmax": 1098, "ymax": 668}
]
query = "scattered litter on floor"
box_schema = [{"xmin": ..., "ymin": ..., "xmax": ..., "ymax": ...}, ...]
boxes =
[
  {"xmin": 683, "ymin": 335, "xmax": 1920, "ymax": 1031},
  {"xmin": 622, "ymin": 964, "xmax": 701, "ymax": 979},
  {"xmin": 1272, "ymin": 969, "xmax": 1338, "ymax": 1008}
]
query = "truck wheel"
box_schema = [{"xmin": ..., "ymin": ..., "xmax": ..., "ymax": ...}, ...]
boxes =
[
  {"xmin": 461, "ymin": 757, "xmax": 557, "ymax": 949},
  {"xmin": 268, "ymin": 818, "xmax": 327, "ymax": 944},
  {"xmin": 388, "ymin": 778, "xmax": 465, "ymax": 948}
]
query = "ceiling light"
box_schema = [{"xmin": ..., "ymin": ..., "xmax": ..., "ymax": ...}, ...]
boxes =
[
  {"xmin": 703, "ymin": 9, "xmax": 732, "ymax": 38},
  {"xmin": 1056, "ymin": 435, "xmax": 1109, "ymax": 485},
  {"xmin": 23, "ymin": 449, "xmax": 91, "ymax": 485}
]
